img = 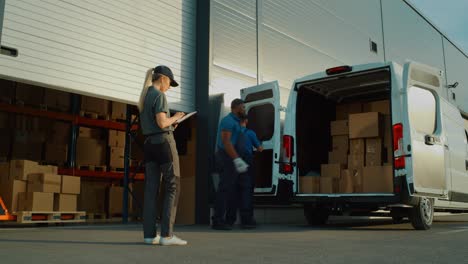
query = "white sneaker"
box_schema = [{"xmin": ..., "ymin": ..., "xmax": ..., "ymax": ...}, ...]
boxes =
[
  {"xmin": 160, "ymin": 235, "xmax": 188, "ymax": 246},
  {"xmin": 144, "ymin": 235, "xmax": 161, "ymax": 245}
]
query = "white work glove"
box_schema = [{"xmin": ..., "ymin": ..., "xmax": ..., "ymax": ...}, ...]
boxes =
[{"xmin": 233, "ymin": 157, "xmax": 249, "ymax": 174}]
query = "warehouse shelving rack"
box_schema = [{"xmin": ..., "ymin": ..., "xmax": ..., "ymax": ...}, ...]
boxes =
[{"xmin": 0, "ymin": 94, "xmax": 141, "ymax": 222}]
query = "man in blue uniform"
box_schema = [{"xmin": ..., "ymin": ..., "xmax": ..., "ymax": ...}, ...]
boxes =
[
  {"xmin": 212, "ymin": 99, "xmax": 249, "ymax": 230},
  {"xmin": 226, "ymin": 115, "xmax": 263, "ymax": 228}
]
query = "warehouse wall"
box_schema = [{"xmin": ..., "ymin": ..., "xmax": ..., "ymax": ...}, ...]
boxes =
[
  {"xmin": 210, "ymin": 0, "xmax": 385, "ymax": 107},
  {"xmin": 261, "ymin": 0, "xmax": 384, "ymax": 92},
  {"xmin": 210, "ymin": 0, "xmax": 258, "ymax": 101},
  {"xmin": 0, "ymin": 0, "xmax": 196, "ymax": 112},
  {"xmin": 381, "ymin": 0, "xmax": 445, "ymax": 76},
  {"xmin": 443, "ymin": 38, "xmax": 468, "ymax": 113}
]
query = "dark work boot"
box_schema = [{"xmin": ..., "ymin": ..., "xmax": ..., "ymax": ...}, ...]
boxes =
[
  {"xmin": 212, "ymin": 222, "xmax": 233, "ymax": 230},
  {"xmin": 240, "ymin": 219, "xmax": 257, "ymax": 229}
]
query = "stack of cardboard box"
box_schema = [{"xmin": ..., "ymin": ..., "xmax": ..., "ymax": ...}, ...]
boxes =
[
  {"xmin": 299, "ymin": 100, "xmax": 393, "ymax": 194},
  {"xmin": 0, "ymin": 160, "xmax": 79, "ymax": 212},
  {"xmin": 55, "ymin": 175, "xmax": 81, "ymax": 211},
  {"xmin": 111, "ymin": 102, "xmax": 127, "ymax": 121},
  {"xmin": 78, "ymin": 180, "xmax": 109, "ymax": 214},
  {"xmin": 12, "ymin": 116, "xmax": 48, "ymax": 161},
  {"xmin": 76, "ymin": 127, "xmax": 106, "ymax": 167},
  {"xmin": 108, "ymin": 130, "xmax": 126, "ymax": 169},
  {"xmin": 81, "ymin": 95, "xmax": 109, "ymax": 117},
  {"xmin": 107, "ymin": 185, "xmax": 133, "ymax": 217},
  {"xmin": 176, "ymin": 122, "xmax": 197, "ymax": 224},
  {"xmin": 43, "ymin": 89, "xmax": 70, "ymax": 112},
  {"xmin": 44, "ymin": 121, "xmax": 71, "ymax": 165}
]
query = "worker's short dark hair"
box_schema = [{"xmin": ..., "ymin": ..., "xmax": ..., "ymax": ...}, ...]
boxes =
[{"xmin": 231, "ymin": 98, "xmax": 244, "ymax": 109}]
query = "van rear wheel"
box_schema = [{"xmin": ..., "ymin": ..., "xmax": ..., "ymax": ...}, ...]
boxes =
[
  {"xmin": 304, "ymin": 206, "xmax": 330, "ymax": 226},
  {"xmin": 409, "ymin": 197, "xmax": 434, "ymax": 230}
]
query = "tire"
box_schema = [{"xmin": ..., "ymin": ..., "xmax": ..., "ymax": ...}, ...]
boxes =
[
  {"xmin": 409, "ymin": 197, "xmax": 434, "ymax": 230},
  {"xmin": 304, "ymin": 207, "xmax": 329, "ymax": 226}
]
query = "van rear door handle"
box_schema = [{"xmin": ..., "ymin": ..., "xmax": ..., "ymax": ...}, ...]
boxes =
[{"xmin": 425, "ymin": 135, "xmax": 435, "ymax": 145}]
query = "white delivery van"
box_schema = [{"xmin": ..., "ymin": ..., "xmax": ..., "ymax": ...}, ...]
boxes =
[{"xmin": 240, "ymin": 61, "xmax": 468, "ymax": 230}]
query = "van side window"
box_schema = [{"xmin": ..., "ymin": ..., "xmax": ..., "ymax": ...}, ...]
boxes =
[
  {"xmin": 247, "ymin": 104, "xmax": 274, "ymax": 141},
  {"xmin": 408, "ymin": 86, "xmax": 437, "ymax": 135}
]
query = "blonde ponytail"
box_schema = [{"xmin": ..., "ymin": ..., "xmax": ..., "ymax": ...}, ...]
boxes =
[{"xmin": 138, "ymin": 68, "xmax": 154, "ymax": 112}]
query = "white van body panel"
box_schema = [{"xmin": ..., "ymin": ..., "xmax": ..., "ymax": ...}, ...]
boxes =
[
  {"xmin": 440, "ymin": 99, "xmax": 468, "ymax": 203},
  {"xmin": 243, "ymin": 60, "xmax": 468, "ymax": 211},
  {"xmin": 400, "ymin": 62, "xmax": 447, "ymax": 198},
  {"xmin": 240, "ymin": 81, "xmax": 282, "ymax": 195}
]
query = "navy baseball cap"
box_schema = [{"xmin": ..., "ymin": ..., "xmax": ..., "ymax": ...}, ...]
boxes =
[{"xmin": 154, "ymin": 65, "xmax": 179, "ymax": 87}]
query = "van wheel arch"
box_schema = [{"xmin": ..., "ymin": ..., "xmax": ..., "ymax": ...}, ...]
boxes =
[{"xmin": 409, "ymin": 197, "xmax": 434, "ymax": 230}]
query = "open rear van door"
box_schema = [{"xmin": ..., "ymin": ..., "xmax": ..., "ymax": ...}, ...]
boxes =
[
  {"xmin": 400, "ymin": 62, "xmax": 447, "ymax": 198},
  {"xmin": 240, "ymin": 81, "xmax": 282, "ymax": 195}
]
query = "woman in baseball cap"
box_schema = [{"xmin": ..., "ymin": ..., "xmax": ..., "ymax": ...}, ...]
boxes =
[{"xmin": 138, "ymin": 65, "xmax": 187, "ymax": 246}]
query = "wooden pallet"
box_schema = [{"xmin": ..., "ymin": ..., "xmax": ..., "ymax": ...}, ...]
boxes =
[
  {"xmin": 86, "ymin": 212, "xmax": 107, "ymax": 220},
  {"xmin": 110, "ymin": 117, "xmax": 127, "ymax": 123},
  {"xmin": 40, "ymin": 104, "xmax": 70, "ymax": 113},
  {"xmin": 77, "ymin": 165, "xmax": 107, "ymax": 172},
  {"xmin": 15, "ymin": 100, "xmax": 47, "ymax": 110},
  {"xmin": 15, "ymin": 211, "xmax": 86, "ymax": 224},
  {"xmin": 39, "ymin": 161, "xmax": 65, "ymax": 167},
  {"xmin": 110, "ymin": 167, "xmax": 125, "ymax": 172},
  {"xmin": 79, "ymin": 110, "xmax": 109, "ymax": 120}
]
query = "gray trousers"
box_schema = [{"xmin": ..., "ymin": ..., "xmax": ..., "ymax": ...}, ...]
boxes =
[{"xmin": 143, "ymin": 132, "xmax": 180, "ymax": 238}]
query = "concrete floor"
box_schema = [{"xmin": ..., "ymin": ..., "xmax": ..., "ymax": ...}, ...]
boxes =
[{"xmin": 1, "ymin": 214, "xmax": 468, "ymax": 264}]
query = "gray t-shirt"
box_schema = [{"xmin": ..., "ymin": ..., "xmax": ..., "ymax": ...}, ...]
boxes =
[{"xmin": 140, "ymin": 86, "xmax": 173, "ymax": 135}]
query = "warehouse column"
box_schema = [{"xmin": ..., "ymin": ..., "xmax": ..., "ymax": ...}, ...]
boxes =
[
  {"xmin": 67, "ymin": 94, "xmax": 80, "ymax": 168},
  {"xmin": 122, "ymin": 105, "xmax": 131, "ymax": 224},
  {"xmin": 195, "ymin": 0, "xmax": 211, "ymax": 224}
]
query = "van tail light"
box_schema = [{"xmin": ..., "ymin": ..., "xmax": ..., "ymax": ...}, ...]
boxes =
[
  {"xmin": 281, "ymin": 135, "xmax": 294, "ymax": 174},
  {"xmin": 393, "ymin": 123, "xmax": 406, "ymax": 169},
  {"xmin": 326, "ymin": 65, "xmax": 352, "ymax": 75}
]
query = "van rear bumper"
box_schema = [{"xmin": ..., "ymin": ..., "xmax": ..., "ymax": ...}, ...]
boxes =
[{"xmin": 292, "ymin": 193, "xmax": 401, "ymax": 207}]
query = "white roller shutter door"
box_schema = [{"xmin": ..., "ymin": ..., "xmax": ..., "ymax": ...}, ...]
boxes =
[{"xmin": 0, "ymin": 0, "xmax": 196, "ymax": 112}]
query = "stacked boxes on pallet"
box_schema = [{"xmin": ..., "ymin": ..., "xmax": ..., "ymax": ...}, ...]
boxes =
[
  {"xmin": 76, "ymin": 127, "xmax": 106, "ymax": 168},
  {"xmin": 176, "ymin": 120, "xmax": 197, "ymax": 224},
  {"xmin": 81, "ymin": 95, "xmax": 110, "ymax": 119},
  {"xmin": 56, "ymin": 175, "xmax": 81, "ymax": 211},
  {"xmin": 78, "ymin": 180, "xmax": 108, "ymax": 215},
  {"xmin": 111, "ymin": 102, "xmax": 127, "ymax": 121},
  {"xmin": 0, "ymin": 160, "xmax": 79, "ymax": 212},
  {"xmin": 44, "ymin": 121, "xmax": 71, "ymax": 166},
  {"xmin": 108, "ymin": 130, "xmax": 126, "ymax": 170},
  {"xmin": 299, "ymin": 100, "xmax": 393, "ymax": 194},
  {"xmin": 107, "ymin": 185, "xmax": 133, "ymax": 217}
]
